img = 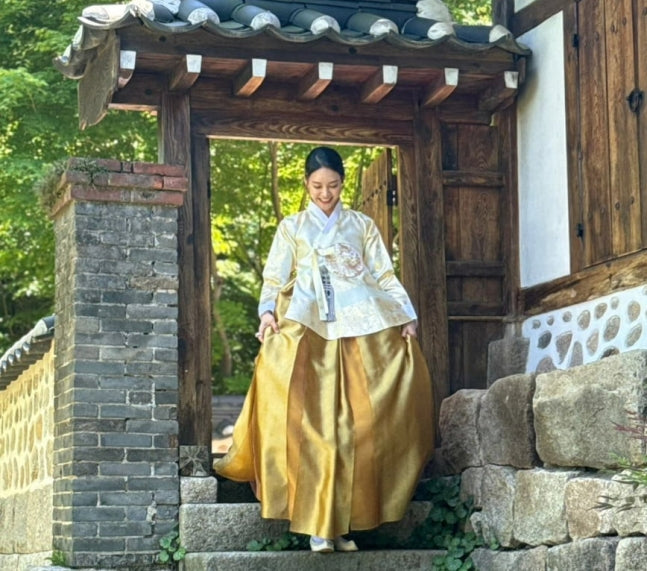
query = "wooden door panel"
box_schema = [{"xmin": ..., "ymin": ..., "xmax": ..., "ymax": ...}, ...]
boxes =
[
  {"xmin": 579, "ymin": 0, "xmax": 613, "ymax": 263},
  {"xmin": 606, "ymin": 0, "xmax": 641, "ymax": 255},
  {"xmin": 359, "ymin": 149, "xmax": 394, "ymax": 253}
]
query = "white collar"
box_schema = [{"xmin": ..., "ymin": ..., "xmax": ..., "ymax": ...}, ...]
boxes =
[{"xmin": 307, "ymin": 201, "xmax": 342, "ymax": 234}]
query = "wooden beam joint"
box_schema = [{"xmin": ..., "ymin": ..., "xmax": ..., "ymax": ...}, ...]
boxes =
[
  {"xmin": 297, "ymin": 62, "xmax": 333, "ymax": 101},
  {"xmin": 478, "ymin": 70, "xmax": 519, "ymax": 112},
  {"xmin": 169, "ymin": 54, "xmax": 202, "ymax": 92},
  {"xmin": 361, "ymin": 65, "xmax": 398, "ymax": 104},
  {"xmin": 422, "ymin": 67, "xmax": 459, "ymax": 108},
  {"xmin": 232, "ymin": 58, "xmax": 267, "ymax": 97},
  {"xmin": 118, "ymin": 50, "xmax": 136, "ymax": 89}
]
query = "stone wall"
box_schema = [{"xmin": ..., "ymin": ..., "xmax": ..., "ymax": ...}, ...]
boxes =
[
  {"xmin": 0, "ymin": 348, "xmax": 55, "ymax": 570},
  {"xmin": 439, "ymin": 349, "xmax": 647, "ymax": 570}
]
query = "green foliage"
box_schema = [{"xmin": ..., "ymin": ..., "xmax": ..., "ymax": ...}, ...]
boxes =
[
  {"xmin": 0, "ymin": 0, "xmax": 156, "ymax": 354},
  {"xmin": 157, "ymin": 528, "xmax": 186, "ymax": 567},
  {"xmin": 407, "ymin": 476, "xmax": 485, "ymax": 570},
  {"xmin": 247, "ymin": 532, "xmax": 308, "ymax": 552},
  {"xmin": 47, "ymin": 550, "xmax": 67, "ymax": 566},
  {"xmin": 445, "ymin": 0, "xmax": 492, "ymax": 24}
]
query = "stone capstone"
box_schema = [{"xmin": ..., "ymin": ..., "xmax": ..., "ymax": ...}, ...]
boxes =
[
  {"xmin": 180, "ymin": 476, "xmax": 218, "ymax": 504},
  {"xmin": 533, "ymin": 350, "xmax": 647, "ymax": 469}
]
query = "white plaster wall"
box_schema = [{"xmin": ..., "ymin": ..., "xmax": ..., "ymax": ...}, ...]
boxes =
[
  {"xmin": 522, "ymin": 285, "xmax": 647, "ymax": 373},
  {"xmin": 515, "ymin": 0, "xmax": 538, "ymax": 11},
  {"xmin": 517, "ymin": 12, "xmax": 570, "ymax": 288}
]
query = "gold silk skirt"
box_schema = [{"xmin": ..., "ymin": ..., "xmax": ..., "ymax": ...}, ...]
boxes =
[{"xmin": 214, "ymin": 287, "xmax": 434, "ymax": 539}]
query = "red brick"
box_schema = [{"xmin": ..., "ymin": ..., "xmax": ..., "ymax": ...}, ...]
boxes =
[
  {"xmin": 130, "ymin": 190, "xmax": 186, "ymax": 207},
  {"xmin": 106, "ymin": 173, "xmax": 164, "ymax": 190},
  {"xmin": 132, "ymin": 162, "xmax": 185, "ymax": 178},
  {"xmin": 71, "ymin": 186, "xmax": 128, "ymax": 203},
  {"xmin": 163, "ymin": 176, "xmax": 189, "ymax": 191},
  {"xmin": 62, "ymin": 170, "xmax": 91, "ymax": 186}
]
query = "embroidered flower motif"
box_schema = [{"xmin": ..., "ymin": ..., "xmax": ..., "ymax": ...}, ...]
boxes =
[{"xmin": 321, "ymin": 243, "xmax": 364, "ymax": 278}]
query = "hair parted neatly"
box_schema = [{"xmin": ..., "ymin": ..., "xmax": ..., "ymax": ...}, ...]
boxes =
[{"xmin": 304, "ymin": 146, "xmax": 345, "ymax": 181}]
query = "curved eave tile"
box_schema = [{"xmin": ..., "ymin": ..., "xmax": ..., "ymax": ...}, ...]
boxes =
[
  {"xmin": 55, "ymin": 15, "xmax": 530, "ymax": 80},
  {"xmin": 0, "ymin": 315, "xmax": 55, "ymax": 390}
]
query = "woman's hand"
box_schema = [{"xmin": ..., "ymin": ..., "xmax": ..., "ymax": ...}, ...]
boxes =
[
  {"xmin": 255, "ymin": 311, "xmax": 280, "ymax": 342},
  {"xmin": 401, "ymin": 321, "xmax": 417, "ymax": 338}
]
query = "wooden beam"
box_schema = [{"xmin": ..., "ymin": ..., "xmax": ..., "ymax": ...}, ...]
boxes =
[
  {"xmin": 169, "ymin": 54, "xmax": 202, "ymax": 92},
  {"xmin": 511, "ymin": 0, "xmax": 571, "ymax": 37},
  {"xmin": 448, "ymin": 301, "xmax": 505, "ymax": 316},
  {"xmin": 446, "ymin": 261, "xmax": 505, "ymax": 277},
  {"xmin": 297, "ymin": 62, "xmax": 333, "ymax": 101},
  {"xmin": 442, "ymin": 170, "xmax": 504, "ymax": 187},
  {"xmin": 232, "ymin": 58, "xmax": 266, "ymax": 97},
  {"xmin": 519, "ymin": 250, "xmax": 647, "ymax": 317},
  {"xmin": 118, "ymin": 50, "xmax": 136, "ymax": 89},
  {"xmin": 361, "ymin": 65, "xmax": 398, "ymax": 104},
  {"xmin": 193, "ymin": 110, "xmax": 414, "ymax": 145},
  {"xmin": 478, "ymin": 71, "xmax": 519, "ymax": 112},
  {"xmin": 421, "ymin": 68, "xmax": 458, "ymax": 108}
]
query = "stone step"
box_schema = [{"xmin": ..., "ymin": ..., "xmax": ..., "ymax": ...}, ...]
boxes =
[
  {"xmin": 179, "ymin": 501, "xmax": 432, "ymax": 552},
  {"xmin": 180, "ymin": 549, "xmax": 446, "ymax": 571}
]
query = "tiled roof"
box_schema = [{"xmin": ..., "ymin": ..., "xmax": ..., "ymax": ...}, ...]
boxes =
[
  {"xmin": 0, "ymin": 316, "xmax": 55, "ymax": 390},
  {"xmin": 55, "ymin": 0, "xmax": 530, "ymax": 79}
]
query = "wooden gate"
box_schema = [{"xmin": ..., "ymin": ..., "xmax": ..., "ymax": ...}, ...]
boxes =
[{"xmin": 358, "ymin": 149, "xmax": 395, "ymax": 254}]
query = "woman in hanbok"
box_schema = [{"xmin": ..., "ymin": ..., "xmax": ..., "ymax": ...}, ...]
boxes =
[{"xmin": 214, "ymin": 146, "xmax": 434, "ymax": 552}]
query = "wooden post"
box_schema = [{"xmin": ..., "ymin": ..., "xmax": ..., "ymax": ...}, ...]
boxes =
[
  {"xmin": 496, "ymin": 105, "xmax": 521, "ymax": 318},
  {"xmin": 398, "ymin": 107, "xmax": 449, "ymax": 440},
  {"xmin": 416, "ymin": 109, "xmax": 450, "ymax": 430},
  {"xmin": 158, "ymin": 91, "xmax": 212, "ymax": 450},
  {"xmin": 190, "ymin": 135, "xmax": 214, "ymax": 449}
]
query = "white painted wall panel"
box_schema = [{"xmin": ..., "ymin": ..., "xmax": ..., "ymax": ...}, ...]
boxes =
[
  {"xmin": 517, "ymin": 12, "xmax": 570, "ymax": 287},
  {"xmin": 515, "ymin": 0, "xmax": 538, "ymax": 11}
]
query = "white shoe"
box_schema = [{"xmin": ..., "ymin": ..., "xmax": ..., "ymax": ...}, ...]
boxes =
[
  {"xmin": 334, "ymin": 536, "xmax": 358, "ymax": 552},
  {"xmin": 309, "ymin": 536, "xmax": 334, "ymax": 553}
]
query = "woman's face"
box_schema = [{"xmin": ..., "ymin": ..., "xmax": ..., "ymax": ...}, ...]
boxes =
[{"xmin": 306, "ymin": 167, "xmax": 343, "ymax": 216}]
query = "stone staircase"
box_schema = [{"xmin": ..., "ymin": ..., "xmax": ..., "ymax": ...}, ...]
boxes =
[{"xmin": 178, "ymin": 477, "xmax": 444, "ymax": 570}]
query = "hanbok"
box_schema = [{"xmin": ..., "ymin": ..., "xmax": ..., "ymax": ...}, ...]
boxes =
[{"xmin": 214, "ymin": 202, "xmax": 434, "ymax": 539}]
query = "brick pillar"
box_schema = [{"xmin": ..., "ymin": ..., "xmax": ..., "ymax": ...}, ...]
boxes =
[{"xmin": 50, "ymin": 158, "xmax": 187, "ymax": 568}]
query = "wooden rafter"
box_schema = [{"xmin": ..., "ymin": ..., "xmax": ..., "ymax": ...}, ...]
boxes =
[
  {"xmin": 118, "ymin": 50, "xmax": 136, "ymax": 89},
  {"xmin": 233, "ymin": 58, "xmax": 267, "ymax": 97},
  {"xmin": 421, "ymin": 67, "xmax": 459, "ymax": 108},
  {"xmin": 297, "ymin": 62, "xmax": 333, "ymax": 101},
  {"xmin": 361, "ymin": 65, "xmax": 398, "ymax": 104},
  {"xmin": 169, "ymin": 54, "xmax": 202, "ymax": 92},
  {"xmin": 478, "ymin": 70, "xmax": 519, "ymax": 112}
]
